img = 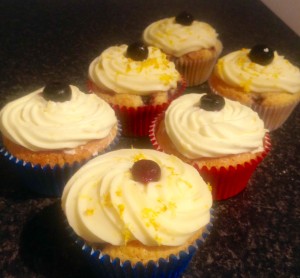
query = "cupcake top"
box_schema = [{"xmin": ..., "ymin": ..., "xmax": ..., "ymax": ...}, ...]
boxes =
[
  {"xmin": 164, "ymin": 93, "xmax": 266, "ymax": 159},
  {"xmin": 88, "ymin": 44, "xmax": 181, "ymax": 95},
  {"xmin": 0, "ymin": 84, "xmax": 117, "ymax": 151},
  {"xmin": 214, "ymin": 47, "xmax": 300, "ymax": 94},
  {"xmin": 143, "ymin": 13, "xmax": 221, "ymax": 57},
  {"xmin": 62, "ymin": 148, "xmax": 212, "ymax": 247}
]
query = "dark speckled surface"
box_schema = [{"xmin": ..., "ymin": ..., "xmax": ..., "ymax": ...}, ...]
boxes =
[{"xmin": 0, "ymin": 0, "xmax": 299, "ymax": 277}]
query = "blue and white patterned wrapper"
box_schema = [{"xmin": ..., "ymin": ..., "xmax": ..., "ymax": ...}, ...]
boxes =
[
  {"xmin": 67, "ymin": 209, "xmax": 214, "ymax": 278},
  {"xmin": 0, "ymin": 122, "xmax": 121, "ymax": 197}
]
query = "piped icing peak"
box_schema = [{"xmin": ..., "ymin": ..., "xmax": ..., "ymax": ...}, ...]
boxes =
[
  {"xmin": 143, "ymin": 16, "xmax": 221, "ymax": 57},
  {"xmin": 62, "ymin": 149, "xmax": 212, "ymax": 246},
  {"xmin": 164, "ymin": 93, "xmax": 267, "ymax": 159},
  {"xmin": 89, "ymin": 45, "xmax": 180, "ymax": 95},
  {"xmin": 0, "ymin": 85, "xmax": 117, "ymax": 151},
  {"xmin": 214, "ymin": 48, "xmax": 300, "ymax": 93}
]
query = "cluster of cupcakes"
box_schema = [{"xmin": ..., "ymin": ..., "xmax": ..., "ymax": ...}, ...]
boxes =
[{"xmin": 0, "ymin": 11, "xmax": 299, "ymax": 278}]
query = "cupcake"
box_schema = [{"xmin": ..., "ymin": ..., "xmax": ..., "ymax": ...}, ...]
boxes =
[
  {"xmin": 143, "ymin": 11, "xmax": 223, "ymax": 87},
  {"xmin": 0, "ymin": 82, "xmax": 119, "ymax": 196},
  {"xmin": 88, "ymin": 42, "xmax": 185, "ymax": 137},
  {"xmin": 209, "ymin": 45, "xmax": 300, "ymax": 131},
  {"xmin": 150, "ymin": 93, "xmax": 271, "ymax": 200},
  {"xmin": 62, "ymin": 148, "xmax": 213, "ymax": 277}
]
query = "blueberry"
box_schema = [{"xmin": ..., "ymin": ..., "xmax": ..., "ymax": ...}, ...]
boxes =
[
  {"xmin": 126, "ymin": 42, "xmax": 149, "ymax": 61},
  {"xmin": 175, "ymin": 11, "xmax": 194, "ymax": 26},
  {"xmin": 43, "ymin": 82, "xmax": 72, "ymax": 102},
  {"xmin": 199, "ymin": 94, "xmax": 225, "ymax": 111},
  {"xmin": 131, "ymin": 159, "xmax": 161, "ymax": 184},
  {"xmin": 248, "ymin": 44, "xmax": 274, "ymax": 66}
]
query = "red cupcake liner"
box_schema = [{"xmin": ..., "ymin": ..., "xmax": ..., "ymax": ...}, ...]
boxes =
[
  {"xmin": 193, "ymin": 134, "xmax": 271, "ymax": 200},
  {"xmin": 113, "ymin": 104, "xmax": 169, "ymax": 137},
  {"xmin": 87, "ymin": 79, "xmax": 186, "ymax": 137},
  {"xmin": 149, "ymin": 114, "xmax": 271, "ymax": 201},
  {"xmin": 149, "ymin": 113, "xmax": 165, "ymax": 151}
]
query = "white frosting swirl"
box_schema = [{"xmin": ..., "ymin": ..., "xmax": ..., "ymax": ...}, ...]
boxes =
[
  {"xmin": 0, "ymin": 85, "xmax": 117, "ymax": 151},
  {"xmin": 89, "ymin": 45, "xmax": 180, "ymax": 95},
  {"xmin": 143, "ymin": 17, "xmax": 221, "ymax": 57},
  {"xmin": 215, "ymin": 48, "xmax": 300, "ymax": 93},
  {"xmin": 62, "ymin": 149, "xmax": 212, "ymax": 246},
  {"xmin": 165, "ymin": 93, "xmax": 266, "ymax": 159}
]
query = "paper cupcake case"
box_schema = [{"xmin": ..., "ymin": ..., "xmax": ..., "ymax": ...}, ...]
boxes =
[
  {"xmin": 113, "ymin": 103, "xmax": 169, "ymax": 137},
  {"xmin": 172, "ymin": 55, "xmax": 218, "ymax": 87},
  {"xmin": 68, "ymin": 209, "xmax": 214, "ymax": 278},
  {"xmin": 87, "ymin": 79, "xmax": 186, "ymax": 137},
  {"xmin": 149, "ymin": 115, "xmax": 271, "ymax": 201},
  {"xmin": 193, "ymin": 135, "xmax": 271, "ymax": 200},
  {"xmin": 251, "ymin": 100, "xmax": 300, "ymax": 131},
  {"xmin": 208, "ymin": 82, "xmax": 300, "ymax": 131},
  {"xmin": 0, "ymin": 123, "xmax": 121, "ymax": 197}
]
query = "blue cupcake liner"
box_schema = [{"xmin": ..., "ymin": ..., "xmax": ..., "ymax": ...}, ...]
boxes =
[
  {"xmin": 68, "ymin": 208, "xmax": 214, "ymax": 278},
  {"xmin": 0, "ymin": 122, "xmax": 121, "ymax": 197}
]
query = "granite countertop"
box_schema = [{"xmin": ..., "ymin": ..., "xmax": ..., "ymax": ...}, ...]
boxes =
[{"xmin": 0, "ymin": 0, "xmax": 299, "ymax": 277}]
